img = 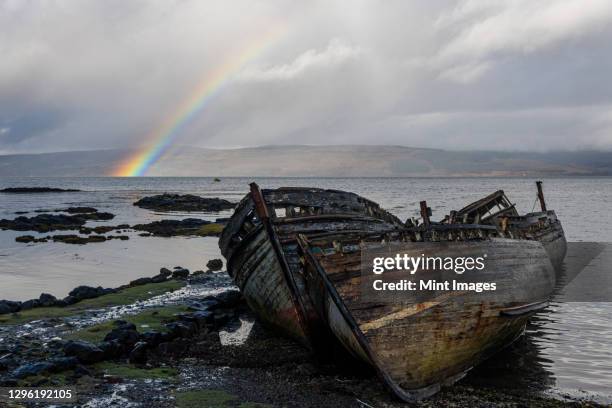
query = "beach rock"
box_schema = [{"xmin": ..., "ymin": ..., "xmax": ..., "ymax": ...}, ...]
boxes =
[
  {"xmin": 104, "ymin": 322, "xmax": 140, "ymax": 347},
  {"xmin": 206, "ymin": 258, "xmax": 223, "ymax": 271},
  {"xmin": 98, "ymin": 340, "xmax": 124, "ymax": 359},
  {"xmin": 45, "ymin": 338, "xmax": 66, "ymax": 350},
  {"xmin": 140, "ymin": 331, "xmax": 163, "ymax": 346},
  {"xmin": 62, "ymin": 207, "xmax": 97, "ymax": 214},
  {"xmin": 133, "ymin": 193, "xmax": 235, "ymax": 212},
  {"xmin": 160, "ymin": 267, "xmax": 172, "ymax": 277},
  {"xmin": 165, "ymin": 321, "xmax": 195, "ymax": 338},
  {"xmin": 51, "ymin": 234, "xmax": 108, "ymax": 244},
  {"xmin": 12, "ymin": 362, "xmax": 55, "ymax": 378},
  {"xmin": 38, "ymin": 293, "xmax": 57, "ymax": 307},
  {"xmin": 129, "ymin": 342, "xmax": 148, "ymax": 364},
  {"xmin": 68, "ymin": 285, "xmax": 114, "ymax": 301},
  {"xmin": 108, "ymin": 235, "xmax": 129, "ymax": 241},
  {"xmin": 48, "ymin": 356, "xmax": 79, "ymax": 371},
  {"xmin": 133, "ymin": 218, "xmax": 223, "ymax": 237},
  {"xmin": 0, "ymin": 212, "xmax": 115, "ymax": 233},
  {"xmin": 63, "ymin": 340, "xmax": 105, "ymax": 364},
  {"xmin": 129, "ymin": 277, "xmax": 153, "ymax": 286},
  {"xmin": 150, "ymin": 274, "xmax": 169, "ymax": 283},
  {"xmin": 0, "ymin": 300, "xmax": 21, "ymax": 314},
  {"xmin": 172, "ymin": 268, "xmax": 190, "ymax": 279},
  {"xmin": 62, "ymin": 295, "xmax": 78, "ymax": 305},
  {"xmin": 0, "ymin": 187, "xmax": 80, "ymax": 193},
  {"xmin": 20, "ymin": 299, "xmax": 40, "ymax": 310}
]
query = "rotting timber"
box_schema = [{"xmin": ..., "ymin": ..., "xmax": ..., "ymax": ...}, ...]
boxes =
[
  {"xmin": 446, "ymin": 181, "xmax": 567, "ymax": 268},
  {"xmin": 219, "ymin": 182, "xmax": 565, "ymax": 401},
  {"xmin": 219, "ymin": 184, "xmax": 404, "ymax": 346}
]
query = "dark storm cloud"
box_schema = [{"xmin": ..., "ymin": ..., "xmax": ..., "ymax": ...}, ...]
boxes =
[{"xmin": 1, "ymin": 0, "xmax": 611, "ymax": 154}]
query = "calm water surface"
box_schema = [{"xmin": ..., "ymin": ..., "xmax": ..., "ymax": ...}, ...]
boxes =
[{"xmin": 0, "ymin": 177, "xmax": 610, "ymax": 402}]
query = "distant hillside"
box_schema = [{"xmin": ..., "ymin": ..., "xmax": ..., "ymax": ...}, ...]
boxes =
[{"xmin": 0, "ymin": 145, "xmax": 611, "ymax": 177}]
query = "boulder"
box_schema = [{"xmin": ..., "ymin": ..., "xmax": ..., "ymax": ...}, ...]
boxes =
[
  {"xmin": 206, "ymin": 259, "xmax": 223, "ymax": 271},
  {"xmin": 0, "ymin": 300, "xmax": 21, "ymax": 314},
  {"xmin": 68, "ymin": 286, "xmax": 114, "ymax": 301},
  {"xmin": 172, "ymin": 268, "xmax": 189, "ymax": 279},
  {"xmin": 63, "ymin": 340, "xmax": 105, "ymax": 364},
  {"xmin": 129, "ymin": 277, "xmax": 153, "ymax": 286},
  {"xmin": 165, "ymin": 321, "xmax": 195, "ymax": 338},
  {"xmin": 129, "ymin": 342, "xmax": 148, "ymax": 364},
  {"xmin": 38, "ymin": 293, "xmax": 57, "ymax": 307},
  {"xmin": 140, "ymin": 330, "xmax": 163, "ymax": 346},
  {"xmin": 98, "ymin": 340, "xmax": 124, "ymax": 359},
  {"xmin": 62, "ymin": 295, "xmax": 78, "ymax": 305},
  {"xmin": 159, "ymin": 267, "xmax": 172, "ymax": 277},
  {"xmin": 104, "ymin": 324, "xmax": 140, "ymax": 347},
  {"xmin": 20, "ymin": 299, "xmax": 40, "ymax": 310},
  {"xmin": 48, "ymin": 356, "xmax": 79, "ymax": 371},
  {"xmin": 150, "ymin": 273, "xmax": 168, "ymax": 283},
  {"xmin": 12, "ymin": 362, "xmax": 55, "ymax": 379}
]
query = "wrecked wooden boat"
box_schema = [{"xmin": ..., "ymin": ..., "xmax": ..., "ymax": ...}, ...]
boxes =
[
  {"xmin": 447, "ymin": 181, "xmax": 567, "ymax": 268},
  {"xmin": 296, "ymin": 218, "xmax": 557, "ymax": 401},
  {"xmin": 220, "ymin": 182, "xmax": 562, "ymax": 401},
  {"xmin": 219, "ymin": 184, "xmax": 404, "ymax": 345}
]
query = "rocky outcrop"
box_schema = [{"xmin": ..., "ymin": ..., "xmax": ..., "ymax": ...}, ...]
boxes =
[
  {"xmin": 64, "ymin": 341, "xmax": 105, "ymax": 364},
  {"xmin": 133, "ymin": 194, "xmax": 235, "ymax": 212},
  {"xmin": 1, "ymin": 212, "xmax": 115, "ymax": 233},
  {"xmin": 0, "ymin": 300, "xmax": 21, "ymax": 314},
  {"xmin": 69, "ymin": 286, "xmax": 116, "ymax": 301},
  {"xmin": 133, "ymin": 218, "xmax": 223, "ymax": 237},
  {"xmin": 206, "ymin": 258, "xmax": 223, "ymax": 271},
  {"xmin": 0, "ymin": 187, "xmax": 80, "ymax": 193}
]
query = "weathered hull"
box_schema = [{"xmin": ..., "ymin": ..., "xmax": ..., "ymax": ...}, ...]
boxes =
[
  {"xmin": 228, "ymin": 226, "xmax": 307, "ymax": 340},
  {"xmin": 509, "ymin": 211, "xmax": 567, "ymax": 269},
  {"xmin": 298, "ymin": 237, "xmax": 556, "ymax": 401},
  {"xmin": 219, "ymin": 185, "xmax": 404, "ymax": 345}
]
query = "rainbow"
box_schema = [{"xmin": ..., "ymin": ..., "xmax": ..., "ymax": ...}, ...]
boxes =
[{"xmin": 113, "ymin": 27, "xmax": 284, "ymax": 177}]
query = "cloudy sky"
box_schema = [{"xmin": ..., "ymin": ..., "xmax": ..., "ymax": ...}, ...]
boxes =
[{"xmin": 1, "ymin": 0, "xmax": 612, "ymax": 154}]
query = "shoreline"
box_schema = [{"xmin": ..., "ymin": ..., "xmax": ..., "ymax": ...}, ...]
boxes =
[{"xmin": 0, "ymin": 271, "xmax": 607, "ymax": 407}]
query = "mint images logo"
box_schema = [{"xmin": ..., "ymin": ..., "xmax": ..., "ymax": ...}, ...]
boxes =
[{"xmin": 372, "ymin": 254, "xmax": 488, "ymax": 275}]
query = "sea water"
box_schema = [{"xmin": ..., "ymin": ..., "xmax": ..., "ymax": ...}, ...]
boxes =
[{"xmin": 0, "ymin": 176, "xmax": 610, "ymax": 401}]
